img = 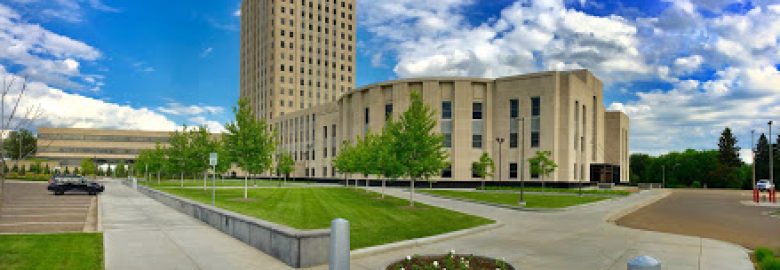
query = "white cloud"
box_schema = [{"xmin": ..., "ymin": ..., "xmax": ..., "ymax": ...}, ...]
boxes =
[
  {"xmin": 233, "ymin": 8, "xmax": 241, "ymax": 17},
  {"xmin": 157, "ymin": 102, "xmax": 224, "ymax": 116},
  {"xmin": 200, "ymin": 47, "xmax": 213, "ymax": 58},
  {"xmin": 8, "ymin": 0, "xmax": 120, "ymax": 23},
  {"xmin": 0, "ymin": 66, "xmax": 176, "ymax": 131},
  {"xmin": 361, "ymin": 0, "xmax": 780, "ymax": 157},
  {"xmin": 0, "ymin": 3, "xmax": 102, "ymax": 90},
  {"xmin": 189, "ymin": 116, "xmax": 226, "ymax": 133}
]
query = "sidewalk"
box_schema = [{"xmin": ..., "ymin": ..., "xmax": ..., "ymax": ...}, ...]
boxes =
[
  {"xmin": 101, "ymin": 180, "xmax": 291, "ymax": 270},
  {"xmin": 306, "ymin": 187, "xmax": 753, "ymax": 270}
]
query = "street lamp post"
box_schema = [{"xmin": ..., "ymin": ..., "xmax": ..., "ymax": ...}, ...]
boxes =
[
  {"xmin": 767, "ymin": 121, "xmax": 774, "ymax": 194},
  {"xmin": 495, "ymin": 137, "xmax": 504, "ymax": 183},
  {"xmin": 752, "ymin": 130, "xmax": 758, "ymax": 202}
]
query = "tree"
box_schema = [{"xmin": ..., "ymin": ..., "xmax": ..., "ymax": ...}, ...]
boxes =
[
  {"xmin": 0, "ymin": 75, "xmax": 43, "ymax": 209},
  {"xmin": 105, "ymin": 165, "xmax": 113, "ymax": 177},
  {"xmin": 167, "ymin": 126, "xmax": 190, "ymax": 186},
  {"xmin": 43, "ymin": 164, "xmax": 50, "ymax": 175},
  {"xmin": 187, "ymin": 126, "xmax": 219, "ymax": 190},
  {"xmin": 4, "ymin": 129, "xmax": 36, "ymax": 160},
  {"xmin": 224, "ymin": 99, "xmax": 276, "ymax": 198},
  {"xmin": 80, "ymin": 158, "xmax": 96, "ymax": 176},
  {"xmin": 333, "ymin": 140, "xmax": 358, "ymax": 186},
  {"xmin": 714, "ymin": 127, "xmax": 741, "ymax": 188},
  {"xmin": 472, "ymin": 152, "xmax": 495, "ymax": 190},
  {"xmin": 116, "ymin": 160, "xmax": 127, "ymax": 178},
  {"xmin": 529, "ymin": 151, "xmax": 558, "ymax": 184},
  {"xmin": 755, "ymin": 133, "xmax": 770, "ymax": 180},
  {"xmin": 276, "ymin": 151, "xmax": 295, "ymax": 186},
  {"xmin": 19, "ymin": 164, "xmax": 26, "ymax": 176},
  {"xmin": 376, "ymin": 120, "xmax": 404, "ymax": 198},
  {"xmin": 390, "ymin": 91, "xmax": 448, "ymax": 206}
]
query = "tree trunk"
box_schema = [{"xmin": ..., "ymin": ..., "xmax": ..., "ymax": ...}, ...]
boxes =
[
  {"xmin": 244, "ymin": 174, "xmax": 248, "ymax": 199},
  {"xmin": 410, "ymin": 179, "xmax": 415, "ymax": 207}
]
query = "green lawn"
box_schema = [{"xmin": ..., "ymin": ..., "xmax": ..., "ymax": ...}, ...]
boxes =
[
  {"xmin": 478, "ymin": 186, "xmax": 633, "ymax": 196},
  {"xmin": 0, "ymin": 233, "xmax": 103, "ymax": 270},
  {"xmin": 160, "ymin": 187, "xmax": 493, "ymax": 249},
  {"xmin": 420, "ymin": 189, "xmax": 611, "ymax": 209},
  {"xmin": 143, "ymin": 179, "xmax": 312, "ymax": 188}
]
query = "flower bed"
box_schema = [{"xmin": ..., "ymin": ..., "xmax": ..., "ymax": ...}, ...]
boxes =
[{"xmin": 387, "ymin": 251, "xmax": 514, "ymax": 270}]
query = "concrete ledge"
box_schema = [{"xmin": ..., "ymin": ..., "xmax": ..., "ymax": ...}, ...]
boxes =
[
  {"xmin": 352, "ymin": 222, "xmax": 503, "ymax": 258},
  {"xmin": 123, "ymin": 180, "xmax": 329, "ymax": 268}
]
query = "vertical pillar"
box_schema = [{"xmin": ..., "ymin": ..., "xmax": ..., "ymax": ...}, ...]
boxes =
[{"xmin": 329, "ymin": 218, "xmax": 350, "ymax": 270}]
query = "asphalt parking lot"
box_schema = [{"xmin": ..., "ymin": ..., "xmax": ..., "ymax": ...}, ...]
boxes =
[
  {"xmin": 617, "ymin": 189, "xmax": 780, "ymax": 249},
  {"xmin": 0, "ymin": 181, "xmax": 97, "ymax": 233}
]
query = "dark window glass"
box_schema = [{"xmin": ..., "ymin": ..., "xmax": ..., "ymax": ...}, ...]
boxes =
[
  {"xmin": 472, "ymin": 102, "xmax": 482, "ymax": 119},
  {"xmin": 441, "ymin": 166, "xmax": 452, "ymax": 178},
  {"xmin": 442, "ymin": 101, "xmax": 452, "ymax": 119},
  {"xmin": 510, "ymin": 133, "xmax": 518, "ymax": 148},
  {"xmin": 472, "ymin": 134, "xmax": 482, "ymax": 148},
  {"xmin": 509, "ymin": 163, "xmax": 518, "ymax": 179},
  {"xmin": 385, "ymin": 103, "xmax": 393, "ymax": 120},
  {"xmin": 510, "ymin": 99, "xmax": 519, "ymax": 118}
]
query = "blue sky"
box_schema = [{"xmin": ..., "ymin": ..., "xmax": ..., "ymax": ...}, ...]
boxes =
[{"xmin": 1, "ymin": 0, "xmax": 779, "ymax": 158}]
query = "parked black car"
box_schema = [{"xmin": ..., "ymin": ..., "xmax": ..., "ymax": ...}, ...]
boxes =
[{"xmin": 47, "ymin": 175, "xmax": 105, "ymax": 195}]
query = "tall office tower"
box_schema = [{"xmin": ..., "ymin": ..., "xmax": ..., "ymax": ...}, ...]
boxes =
[{"xmin": 240, "ymin": 0, "xmax": 357, "ymax": 121}]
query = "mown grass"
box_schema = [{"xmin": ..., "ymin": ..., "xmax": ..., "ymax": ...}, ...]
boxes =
[
  {"xmin": 420, "ymin": 189, "xmax": 611, "ymax": 209},
  {"xmin": 755, "ymin": 247, "xmax": 780, "ymax": 270},
  {"xmin": 160, "ymin": 187, "xmax": 493, "ymax": 250},
  {"xmin": 477, "ymin": 186, "xmax": 633, "ymax": 196},
  {"xmin": 143, "ymin": 178, "xmax": 313, "ymax": 188},
  {"xmin": 0, "ymin": 233, "xmax": 103, "ymax": 270}
]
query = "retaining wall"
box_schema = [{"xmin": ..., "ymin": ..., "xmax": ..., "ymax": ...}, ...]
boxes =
[{"xmin": 125, "ymin": 181, "xmax": 330, "ymax": 268}]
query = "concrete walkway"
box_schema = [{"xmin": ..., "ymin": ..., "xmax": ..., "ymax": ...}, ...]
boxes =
[
  {"xmin": 306, "ymin": 187, "xmax": 753, "ymax": 270},
  {"xmin": 101, "ymin": 180, "xmax": 291, "ymax": 270}
]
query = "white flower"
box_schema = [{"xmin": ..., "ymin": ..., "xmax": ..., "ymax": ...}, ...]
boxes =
[
  {"xmin": 449, "ymin": 249, "xmax": 455, "ymax": 254},
  {"xmin": 406, "ymin": 255, "xmax": 412, "ymax": 261},
  {"xmin": 433, "ymin": 261, "xmax": 439, "ymax": 267}
]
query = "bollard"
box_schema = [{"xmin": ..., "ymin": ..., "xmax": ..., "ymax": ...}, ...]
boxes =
[
  {"xmin": 329, "ymin": 218, "xmax": 350, "ymax": 270},
  {"xmin": 628, "ymin": 255, "xmax": 661, "ymax": 270},
  {"xmin": 132, "ymin": 178, "xmax": 138, "ymax": 190}
]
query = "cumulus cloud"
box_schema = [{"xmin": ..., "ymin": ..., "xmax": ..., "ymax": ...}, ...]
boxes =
[
  {"xmin": 157, "ymin": 102, "xmax": 224, "ymax": 116},
  {"xmin": 360, "ymin": 0, "xmax": 780, "ymax": 156},
  {"xmin": 8, "ymin": 0, "xmax": 120, "ymax": 23},
  {"xmin": 0, "ymin": 3, "xmax": 102, "ymax": 90},
  {"xmin": 0, "ymin": 66, "xmax": 176, "ymax": 131}
]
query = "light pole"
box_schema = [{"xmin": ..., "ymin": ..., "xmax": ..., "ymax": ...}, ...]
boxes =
[
  {"xmin": 752, "ymin": 129, "xmax": 756, "ymax": 191},
  {"xmin": 495, "ymin": 137, "xmax": 504, "ymax": 183},
  {"xmin": 770, "ymin": 121, "xmax": 774, "ymax": 187}
]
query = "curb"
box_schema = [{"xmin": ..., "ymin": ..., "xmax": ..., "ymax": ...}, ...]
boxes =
[
  {"xmin": 418, "ymin": 192, "xmax": 564, "ymax": 212},
  {"xmin": 605, "ymin": 189, "xmax": 670, "ymax": 224},
  {"xmin": 96, "ymin": 193, "xmax": 102, "ymax": 232},
  {"xmin": 351, "ymin": 222, "xmax": 503, "ymax": 259}
]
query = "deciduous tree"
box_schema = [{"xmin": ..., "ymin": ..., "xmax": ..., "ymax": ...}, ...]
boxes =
[
  {"xmin": 224, "ymin": 99, "xmax": 276, "ymax": 198},
  {"xmin": 472, "ymin": 152, "xmax": 495, "ymax": 190}
]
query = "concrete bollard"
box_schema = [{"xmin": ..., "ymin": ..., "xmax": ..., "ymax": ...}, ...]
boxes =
[
  {"xmin": 329, "ymin": 218, "xmax": 350, "ymax": 270},
  {"xmin": 132, "ymin": 178, "xmax": 138, "ymax": 190},
  {"xmin": 628, "ymin": 255, "xmax": 661, "ymax": 270}
]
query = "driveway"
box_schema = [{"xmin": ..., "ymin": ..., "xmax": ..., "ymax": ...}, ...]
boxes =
[
  {"xmin": 618, "ymin": 189, "xmax": 780, "ymax": 249},
  {"xmin": 0, "ymin": 181, "xmax": 96, "ymax": 233},
  {"xmin": 101, "ymin": 180, "xmax": 290, "ymax": 270},
  {"xmin": 306, "ymin": 188, "xmax": 752, "ymax": 270}
]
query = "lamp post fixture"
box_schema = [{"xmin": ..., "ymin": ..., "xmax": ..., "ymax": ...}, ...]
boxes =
[
  {"xmin": 495, "ymin": 137, "xmax": 505, "ymax": 183},
  {"xmin": 770, "ymin": 121, "xmax": 774, "ymax": 187}
]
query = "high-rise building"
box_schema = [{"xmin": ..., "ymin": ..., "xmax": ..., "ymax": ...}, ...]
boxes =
[{"xmin": 240, "ymin": 0, "xmax": 357, "ymax": 121}]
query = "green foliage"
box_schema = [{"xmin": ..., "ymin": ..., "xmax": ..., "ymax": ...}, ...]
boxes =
[
  {"xmin": 333, "ymin": 140, "xmax": 358, "ymax": 176},
  {"xmin": 64, "ymin": 166, "xmax": 70, "ymax": 175},
  {"xmin": 43, "ymin": 163, "xmax": 50, "ymax": 174},
  {"xmin": 713, "ymin": 127, "xmax": 742, "ymax": 188},
  {"xmin": 0, "ymin": 233, "xmax": 103, "ymax": 270},
  {"xmin": 755, "ymin": 133, "xmax": 771, "ymax": 180},
  {"xmin": 471, "ymin": 152, "xmax": 495, "ymax": 179},
  {"xmin": 376, "ymin": 120, "xmax": 404, "ymax": 180},
  {"xmin": 276, "ymin": 151, "xmax": 295, "ymax": 176},
  {"xmin": 115, "ymin": 160, "xmax": 127, "ymax": 177},
  {"xmin": 166, "ymin": 127, "xmax": 191, "ymax": 176},
  {"xmin": 391, "ymin": 91, "xmax": 449, "ymax": 180},
  {"xmin": 224, "ymin": 99, "xmax": 276, "ymax": 176},
  {"xmin": 10, "ymin": 164, "xmax": 17, "ymax": 173},
  {"xmin": 19, "ymin": 164, "xmax": 25, "ymax": 176},
  {"xmin": 758, "ymin": 248, "xmax": 780, "ymax": 270},
  {"xmin": 3, "ymin": 129, "xmax": 36, "ymax": 160},
  {"xmin": 105, "ymin": 165, "xmax": 112, "ymax": 176},
  {"xmin": 528, "ymin": 151, "xmax": 557, "ymax": 180},
  {"xmin": 80, "ymin": 158, "xmax": 96, "ymax": 176},
  {"xmin": 757, "ymin": 247, "xmax": 775, "ymax": 262}
]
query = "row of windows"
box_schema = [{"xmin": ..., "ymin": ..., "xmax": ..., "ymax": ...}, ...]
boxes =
[
  {"xmin": 440, "ymin": 98, "xmax": 541, "ymax": 149},
  {"xmin": 441, "ymin": 163, "xmax": 539, "ymax": 179},
  {"xmin": 39, "ymin": 147, "xmax": 142, "ymax": 155},
  {"xmin": 38, "ymin": 134, "xmax": 168, "ymax": 143}
]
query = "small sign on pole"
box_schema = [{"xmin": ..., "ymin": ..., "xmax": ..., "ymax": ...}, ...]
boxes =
[{"xmin": 209, "ymin": 152, "xmax": 218, "ymax": 166}]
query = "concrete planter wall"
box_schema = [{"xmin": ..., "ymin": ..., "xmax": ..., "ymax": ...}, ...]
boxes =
[{"xmin": 126, "ymin": 182, "xmax": 330, "ymax": 268}]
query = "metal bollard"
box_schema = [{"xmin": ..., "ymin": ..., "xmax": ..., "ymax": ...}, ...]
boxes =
[
  {"xmin": 329, "ymin": 218, "xmax": 350, "ymax": 270},
  {"xmin": 628, "ymin": 255, "xmax": 661, "ymax": 270}
]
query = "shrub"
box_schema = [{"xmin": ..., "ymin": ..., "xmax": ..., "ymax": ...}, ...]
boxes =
[
  {"xmin": 763, "ymin": 258, "xmax": 780, "ymax": 270},
  {"xmin": 757, "ymin": 247, "xmax": 775, "ymax": 262}
]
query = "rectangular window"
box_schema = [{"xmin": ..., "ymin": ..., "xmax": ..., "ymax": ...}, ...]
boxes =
[
  {"xmin": 575, "ymin": 101, "xmax": 579, "ymax": 150},
  {"xmin": 441, "ymin": 166, "xmax": 452, "ymax": 178},
  {"xmin": 531, "ymin": 97, "xmax": 541, "ymax": 148},
  {"xmin": 323, "ymin": 126, "xmax": 328, "ymax": 158},
  {"xmin": 472, "ymin": 134, "xmax": 482, "ymax": 148},
  {"xmin": 385, "ymin": 103, "xmax": 393, "ymax": 120},
  {"xmin": 442, "ymin": 101, "xmax": 452, "ymax": 119},
  {"xmin": 509, "ymin": 163, "xmax": 518, "ymax": 179},
  {"xmin": 509, "ymin": 99, "xmax": 519, "ymax": 148},
  {"xmin": 364, "ymin": 107, "xmax": 369, "ymax": 133},
  {"xmin": 472, "ymin": 102, "xmax": 482, "ymax": 119}
]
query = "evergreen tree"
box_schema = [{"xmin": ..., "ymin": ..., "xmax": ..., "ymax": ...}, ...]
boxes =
[
  {"xmin": 106, "ymin": 165, "xmax": 113, "ymax": 177},
  {"xmin": 44, "ymin": 164, "xmax": 50, "ymax": 174},
  {"xmin": 714, "ymin": 127, "xmax": 741, "ymax": 188},
  {"xmin": 19, "ymin": 164, "xmax": 26, "ymax": 176},
  {"xmin": 755, "ymin": 133, "xmax": 770, "ymax": 180},
  {"xmin": 74, "ymin": 167, "xmax": 80, "ymax": 175},
  {"xmin": 390, "ymin": 91, "xmax": 448, "ymax": 206},
  {"xmin": 64, "ymin": 167, "xmax": 70, "ymax": 175},
  {"xmin": 116, "ymin": 160, "xmax": 127, "ymax": 178}
]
